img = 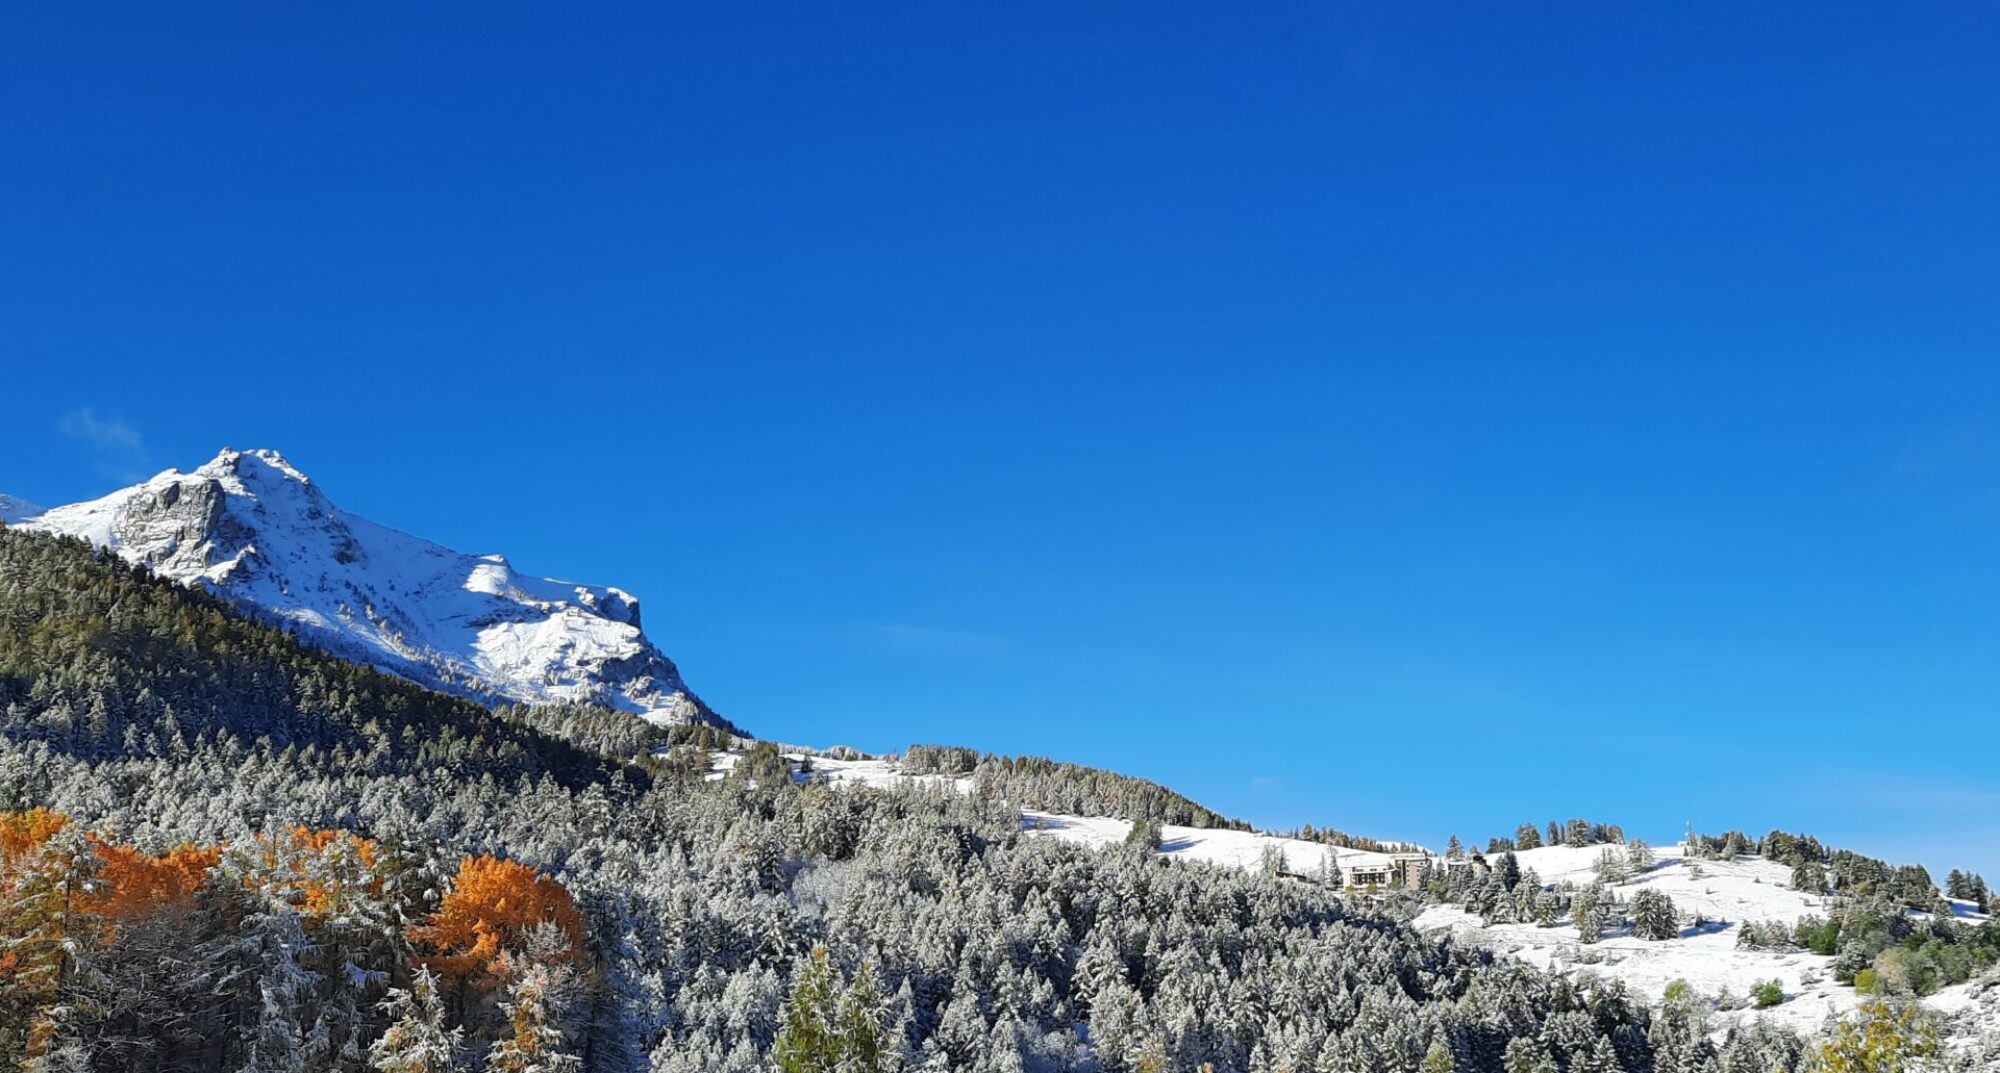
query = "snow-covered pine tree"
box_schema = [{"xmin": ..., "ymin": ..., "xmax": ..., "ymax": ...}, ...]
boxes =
[
  {"xmin": 1624, "ymin": 838, "xmax": 1653, "ymax": 873},
  {"xmin": 1630, "ymin": 889, "xmax": 1678, "ymax": 941},
  {"xmin": 485, "ymin": 965, "xmax": 579, "ymax": 1073},
  {"xmin": 1502, "ymin": 1036, "xmax": 1557, "ymax": 1073},
  {"xmin": 1572, "ymin": 885, "xmax": 1604, "ymax": 944},
  {"xmin": 371, "ymin": 968, "xmax": 461, "ymax": 1073}
]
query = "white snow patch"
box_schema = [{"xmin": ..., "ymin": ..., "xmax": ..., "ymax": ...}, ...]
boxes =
[{"xmin": 1021, "ymin": 811, "xmax": 1398, "ymax": 876}]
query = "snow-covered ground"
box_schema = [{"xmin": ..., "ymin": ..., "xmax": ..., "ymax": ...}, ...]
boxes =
[
  {"xmin": 720, "ymin": 749, "xmax": 1405, "ymax": 880},
  {"xmin": 1020, "ymin": 810, "xmax": 1398, "ymax": 876},
  {"xmin": 707, "ymin": 746, "xmax": 2000, "ymax": 1042},
  {"xmin": 13, "ymin": 448, "xmax": 728, "ymax": 729},
  {"xmin": 1414, "ymin": 843, "xmax": 1994, "ymax": 1036},
  {"xmin": 714, "ymin": 750, "xmax": 1401, "ymax": 876},
  {"xmin": 705, "ymin": 752, "xmax": 980, "ymax": 794},
  {"xmin": 807, "ymin": 755, "xmax": 978, "ymax": 795}
]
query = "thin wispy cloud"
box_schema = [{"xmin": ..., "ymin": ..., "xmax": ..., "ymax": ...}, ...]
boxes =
[{"xmin": 58, "ymin": 408, "xmax": 149, "ymax": 482}]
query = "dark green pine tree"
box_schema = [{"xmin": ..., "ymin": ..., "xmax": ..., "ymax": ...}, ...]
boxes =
[{"xmin": 1631, "ymin": 889, "xmax": 1678, "ymax": 941}]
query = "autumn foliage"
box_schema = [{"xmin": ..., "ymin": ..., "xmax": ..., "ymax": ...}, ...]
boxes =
[
  {"xmin": 0, "ymin": 809, "xmax": 223, "ymax": 927},
  {"xmin": 0, "ymin": 809, "xmax": 589, "ymax": 1065},
  {"xmin": 86, "ymin": 841, "xmax": 221, "ymax": 922},
  {"xmin": 411, "ymin": 855, "xmax": 586, "ymax": 986},
  {"xmin": 0, "ymin": 808, "xmax": 68, "ymax": 859}
]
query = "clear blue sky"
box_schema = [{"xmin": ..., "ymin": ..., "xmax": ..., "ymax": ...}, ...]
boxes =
[{"xmin": 5, "ymin": 5, "xmax": 1998, "ymax": 877}]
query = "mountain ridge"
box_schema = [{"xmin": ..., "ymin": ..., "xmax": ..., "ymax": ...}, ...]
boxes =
[{"xmin": 10, "ymin": 447, "xmax": 737, "ymax": 732}]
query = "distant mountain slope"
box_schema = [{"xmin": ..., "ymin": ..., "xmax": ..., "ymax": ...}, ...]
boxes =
[
  {"xmin": 11, "ymin": 448, "xmax": 735, "ymax": 731},
  {"xmin": 0, "ymin": 524, "xmax": 631, "ymax": 787},
  {"xmin": 0, "ymin": 494, "xmax": 39, "ymax": 525}
]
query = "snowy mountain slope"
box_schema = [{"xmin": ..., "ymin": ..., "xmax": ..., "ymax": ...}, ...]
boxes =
[
  {"xmin": 15, "ymin": 449, "xmax": 735, "ymax": 731},
  {"xmin": 1019, "ymin": 809, "xmax": 1398, "ymax": 876},
  {"xmin": 706, "ymin": 742, "xmax": 2000, "ymax": 1039},
  {"xmin": 716, "ymin": 749, "xmax": 1403, "ymax": 875},
  {"xmin": 0, "ymin": 494, "xmax": 41, "ymax": 525},
  {"xmin": 1415, "ymin": 843, "xmax": 1994, "ymax": 1035}
]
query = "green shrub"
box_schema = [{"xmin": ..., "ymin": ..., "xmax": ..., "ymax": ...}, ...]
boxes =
[
  {"xmin": 1795, "ymin": 915, "xmax": 1841, "ymax": 955},
  {"xmin": 1752, "ymin": 980, "xmax": 1784, "ymax": 1008}
]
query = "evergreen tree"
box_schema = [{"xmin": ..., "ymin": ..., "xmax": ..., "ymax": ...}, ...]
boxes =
[
  {"xmin": 486, "ymin": 965, "xmax": 579, "ymax": 1073},
  {"xmin": 1625, "ymin": 838, "xmax": 1654, "ymax": 873},
  {"xmin": 834, "ymin": 960, "xmax": 895, "ymax": 1073},
  {"xmin": 1631, "ymin": 889, "xmax": 1678, "ymax": 941},
  {"xmin": 372, "ymin": 968, "xmax": 461, "ymax": 1073},
  {"xmin": 1315, "ymin": 848, "xmax": 1343, "ymax": 890},
  {"xmin": 1573, "ymin": 885, "xmax": 1605, "ymax": 944},
  {"xmin": 1259, "ymin": 843, "xmax": 1288, "ymax": 877},
  {"xmin": 1502, "ymin": 1037, "xmax": 1556, "ymax": 1073},
  {"xmin": 1125, "ymin": 818, "xmax": 1163, "ymax": 852},
  {"xmin": 771, "ymin": 946, "xmax": 893, "ymax": 1073}
]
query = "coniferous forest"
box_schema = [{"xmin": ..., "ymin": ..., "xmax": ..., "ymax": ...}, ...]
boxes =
[{"xmin": 0, "ymin": 526, "xmax": 1986, "ymax": 1072}]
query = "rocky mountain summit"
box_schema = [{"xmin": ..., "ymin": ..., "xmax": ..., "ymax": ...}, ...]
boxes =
[{"xmin": 10, "ymin": 448, "xmax": 735, "ymax": 731}]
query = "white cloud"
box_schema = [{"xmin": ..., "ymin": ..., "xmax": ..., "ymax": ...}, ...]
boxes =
[{"xmin": 58, "ymin": 408, "xmax": 148, "ymax": 481}]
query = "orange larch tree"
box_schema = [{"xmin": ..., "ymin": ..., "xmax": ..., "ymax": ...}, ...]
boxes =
[{"xmin": 410, "ymin": 855, "xmax": 585, "ymax": 992}]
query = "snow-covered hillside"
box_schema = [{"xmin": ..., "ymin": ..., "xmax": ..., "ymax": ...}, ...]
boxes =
[
  {"xmin": 790, "ymin": 751, "xmax": 2000, "ymax": 1040},
  {"xmin": 1020, "ymin": 810, "xmax": 1398, "ymax": 876},
  {"xmin": 12, "ymin": 449, "xmax": 733, "ymax": 730},
  {"xmin": 1415, "ymin": 843, "xmax": 1994, "ymax": 1035},
  {"xmin": 718, "ymin": 749, "xmax": 1403, "ymax": 878}
]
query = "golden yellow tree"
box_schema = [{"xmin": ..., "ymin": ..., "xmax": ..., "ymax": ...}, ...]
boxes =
[{"xmin": 1810, "ymin": 1001, "xmax": 1941, "ymax": 1073}]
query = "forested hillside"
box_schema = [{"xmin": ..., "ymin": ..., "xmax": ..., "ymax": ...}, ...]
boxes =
[
  {"xmin": 0, "ymin": 527, "xmax": 1956, "ymax": 1071},
  {"xmin": 0, "ymin": 529, "xmax": 633, "ymax": 789}
]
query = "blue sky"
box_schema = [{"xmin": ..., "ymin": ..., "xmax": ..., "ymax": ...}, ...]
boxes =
[{"xmin": 4, "ymin": 5, "xmax": 1998, "ymax": 876}]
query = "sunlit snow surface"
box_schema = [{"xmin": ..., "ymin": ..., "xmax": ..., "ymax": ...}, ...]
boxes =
[
  {"xmin": 19, "ymin": 449, "xmax": 726, "ymax": 728},
  {"xmin": 791, "ymin": 753, "xmax": 1998, "ymax": 1041},
  {"xmin": 1413, "ymin": 844, "xmax": 1994, "ymax": 1037}
]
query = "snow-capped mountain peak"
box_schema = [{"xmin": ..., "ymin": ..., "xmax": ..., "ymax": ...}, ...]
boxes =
[{"xmin": 15, "ymin": 448, "xmax": 734, "ymax": 731}]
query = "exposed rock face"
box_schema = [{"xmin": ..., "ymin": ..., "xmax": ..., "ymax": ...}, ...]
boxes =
[{"xmin": 17, "ymin": 449, "xmax": 737, "ymax": 732}]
